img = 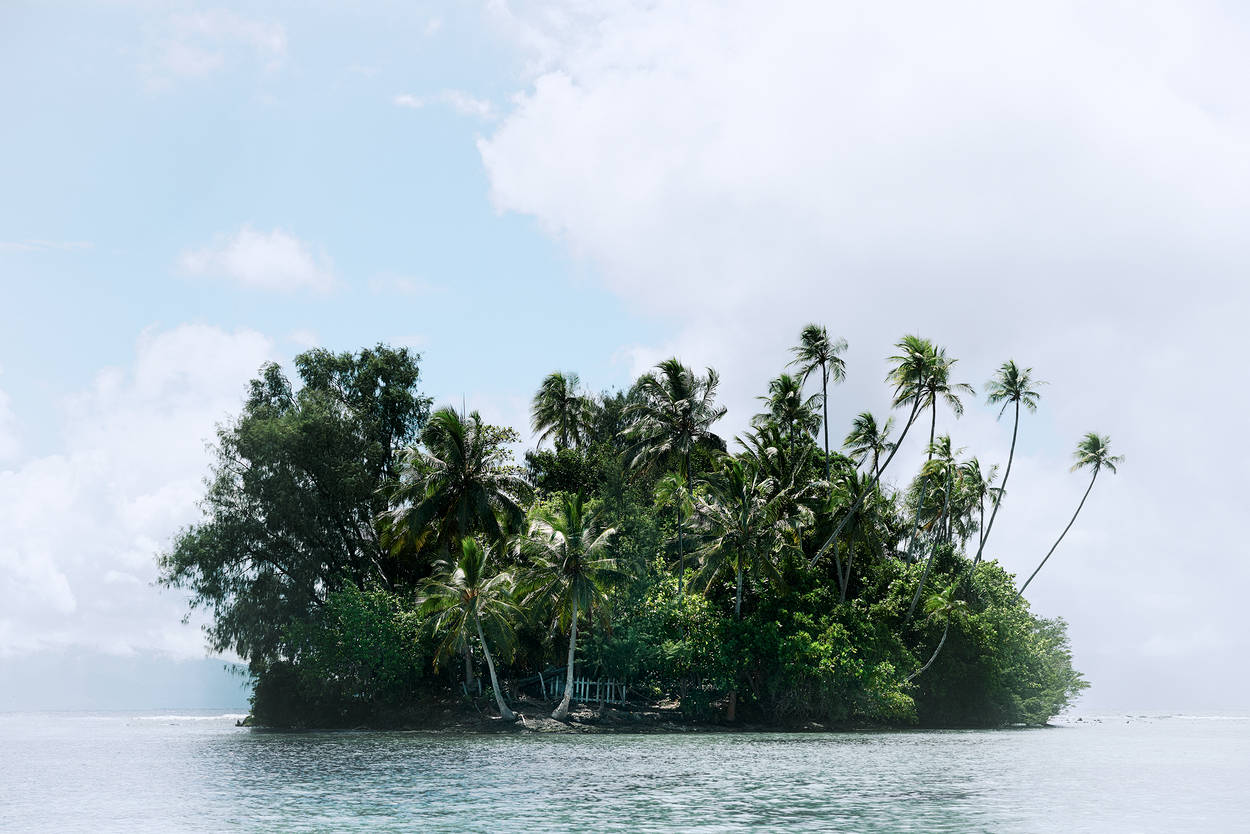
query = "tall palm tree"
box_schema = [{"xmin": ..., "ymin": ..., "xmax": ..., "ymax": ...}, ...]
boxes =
[
  {"xmin": 820, "ymin": 467, "xmax": 878, "ymax": 602},
  {"xmin": 904, "ymin": 438, "xmax": 957, "ymax": 625},
  {"xmin": 916, "ymin": 344, "xmax": 974, "ymax": 460},
  {"xmin": 789, "ymin": 324, "xmax": 847, "ymax": 480},
  {"xmin": 810, "ymin": 335, "xmax": 934, "ymax": 568},
  {"xmin": 520, "ymin": 494, "xmax": 619, "ymax": 720},
  {"xmin": 690, "ymin": 455, "xmax": 796, "ymax": 720},
  {"xmin": 752, "ymin": 372, "xmax": 821, "ymax": 454},
  {"xmin": 1017, "ymin": 433, "xmax": 1122, "ymax": 597},
  {"xmin": 531, "ymin": 371, "xmax": 595, "ymax": 450},
  {"xmin": 971, "ymin": 361, "xmax": 1042, "ymax": 569},
  {"xmin": 418, "ymin": 538, "xmax": 519, "ymax": 721},
  {"xmin": 843, "ymin": 412, "xmax": 895, "ymax": 479},
  {"xmin": 623, "ymin": 359, "xmax": 726, "ymax": 594},
  {"xmin": 957, "ymin": 457, "xmax": 1000, "ymax": 550},
  {"xmin": 383, "ymin": 407, "xmax": 528, "ymax": 553},
  {"xmin": 907, "ymin": 582, "xmax": 968, "ymax": 682}
]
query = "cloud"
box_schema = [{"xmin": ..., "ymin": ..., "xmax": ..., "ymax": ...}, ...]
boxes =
[
  {"xmin": 180, "ymin": 226, "xmax": 336, "ymax": 292},
  {"xmin": 479, "ymin": 1, "xmax": 1250, "ymax": 710},
  {"xmin": 394, "ymin": 90, "xmax": 496, "ymax": 119},
  {"xmin": 142, "ymin": 9, "xmax": 287, "ymax": 88},
  {"xmin": 0, "ymin": 325, "xmax": 274, "ymax": 658}
]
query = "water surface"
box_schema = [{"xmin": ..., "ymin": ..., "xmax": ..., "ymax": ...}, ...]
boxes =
[{"xmin": 1, "ymin": 711, "xmax": 1245, "ymax": 832}]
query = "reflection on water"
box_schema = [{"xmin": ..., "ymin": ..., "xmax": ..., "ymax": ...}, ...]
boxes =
[{"xmin": 1, "ymin": 712, "xmax": 1246, "ymax": 832}]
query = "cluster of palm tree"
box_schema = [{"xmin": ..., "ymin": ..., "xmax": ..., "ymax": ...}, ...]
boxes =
[{"xmin": 380, "ymin": 327, "xmax": 1121, "ymax": 722}]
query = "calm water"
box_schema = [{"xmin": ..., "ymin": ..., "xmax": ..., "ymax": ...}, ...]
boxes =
[{"xmin": 1, "ymin": 711, "xmax": 1246, "ymax": 832}]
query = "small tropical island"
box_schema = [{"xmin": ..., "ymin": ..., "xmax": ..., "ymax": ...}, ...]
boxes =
[{"xmin": 160, "ymin": 327, "xmax": 1114, "ymax": 730}]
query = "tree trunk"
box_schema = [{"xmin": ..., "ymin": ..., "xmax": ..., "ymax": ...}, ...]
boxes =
[
  {"xmin": 905, "ymin": 468, "xmax": 951, "ymax": 627},
  {"xmin": 821, "ymin": 366, "xmax": 830, "ymax": 481},
  {"xmin": 972, "ymin": 399, "xmax": 1018, "ymax": 570},
  {"xmin": 810, "ymin": 396, "xmax": 923, "ymax": 568},
  {"xmin": 907, "ymin": 621, "xmax": 950, "ymax": 682},
  {"xmin": 928, "ymin": 401, "xmax": 936, "ymax": 460},
  {"xmin": 475, "ymin": 613, "xmax": 516, "ymax": 721},
  {"xmin": 727, "ymin": 565, "xmax": 743, "ymax": 722},
  {"xmin": 552, "ymin": 597, "xmax": 579, "ymax": 720},
  {"xmin": 840, "ymin": 527, "xmax": 857, "ymax": 603},
  {"xmin": 678, "ymin": 452, "xmax": 690, "ymax": 596},
  {"xmin": 1017, "ymin": 470, "xmax": 1098, "ymax": 598},
  {"xmin": 463, "ymin": 644, "xmax": 476, "ymax": 697}
]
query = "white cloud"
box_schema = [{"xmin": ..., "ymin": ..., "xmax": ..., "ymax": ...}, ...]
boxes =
[
  {"xmin": 180, "ymin": 225, "xmax": 336, "ymax": 292},
  {"xmin": 142, "ymin": 9, "xmax": 287, "ymax": 88},
  {"xmin": 480, "ymin": 0, "xmax": 1250, "ymax": 711},
  {"xmin": 0, "ymin": 325, "xmax": 273, "ymax": 658},
  {"xmin": 394, "ymin": 89, "xmax": 496, "ymax": 119}
]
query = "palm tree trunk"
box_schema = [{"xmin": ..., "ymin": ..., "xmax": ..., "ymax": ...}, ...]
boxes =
[
  {"xmin": 905, "ymin": 468, "xmax": 951, "ymax": 627},
  {"xmin": 840, "ymin": 526, "xmax": 859, "ymax": 603},
  {"xmin": 553, "ymin": 597, "xmax": 579, "ymax": 720},
  {"xmin": 727, "ymin": 565, "xmax": 743, "ymax": 722},
  {"xmin": 1017, "ymin": 470, "xmax": 1098, "ymax": 598},
  {"xmin": 475, "ymin": 613, "xmax": 516, "ymax": 721},
  {"xmin": 972, "ymin": 399, "xmax": 1018, "ymax": 570},
  {"xmin": 810, "ymin": 396, "xmax": 924, "ymax": 568},
  {"xmin": 832, "ymin": 539, "xmax": 845, "ymax": 599},
  {"xmin": 907, "ymin": 621, "xmax": 950, "ymax": 682},
  {"xmin": 463, "ymin": 644, "xmax": 476, "ymax": 697},
  {"xmin": 928, "ymin": 402, "xmax": 936, "ymax": 460},
  {"xmin": 821, "ymin": 366, "xmax": 830, "ymax": 481},
  {"xmin": 679, "ymin": 451, "xmax": 690, "ymax": 596}
]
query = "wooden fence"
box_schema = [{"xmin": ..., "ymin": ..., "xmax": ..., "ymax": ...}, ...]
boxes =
[{"xmin": 541, "ymin": 674, "xmax": 628, "ymax": 705}]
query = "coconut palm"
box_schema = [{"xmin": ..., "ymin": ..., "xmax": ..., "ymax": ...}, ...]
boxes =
[
  {"xmin": 843, "ymin": 412, "xmax": 895, "ymax": 479},
  {"xmin": 690, "ymin": 455, "xmax": 797, "ymax": 720},
  {"xmin": 916, "ymin": 344, "xmax": 974, "ymax": 459},
  {"xmin": 752, "ymin": 372, "xmax": 822, "ymax": 454},
  {"xmin": 907, "ymin": 582, "xmax": 968, "ymax": 682},
  {"xmin": 1017, "ymin": 433, "xmax": 1122, "ymax": 597},
  {"xmin": 383, "ymin": 407, "xmax": 528, "ymax": 554},
  {"xmin": 520, "ymin": 493, "xmax": 619, "ymax": 720},
  {"xmin": 623, "ymin": 359, "xmax": 727, "ymax": 594},
  {"xmin": 957, "ymin": 457, "xmax": 1000, "ymax": 549},
  {"xmin": 810, "ymin": 335, "xmax": 935, "ymax": 568},
  {"xmin": 971, "ymin": 361, "xmax": 1042, "ymax": 569},
  {"xmin": 904, "ymin": 439, "xmax": 958, "ymax": 625},
  {"xmin": 532, "ymin": 371, "xmax": 595, "ymax": 450},
  {"xmin": 818, "ymin": 467, "xmax": 879, "ymax": 602},
  {"xmin": 418, "ymin": 538, "xmax": 519, "ymax": 720},
  {"xmin": 789, "ymin": 324, "xmax": 847, "ymax": 479}
]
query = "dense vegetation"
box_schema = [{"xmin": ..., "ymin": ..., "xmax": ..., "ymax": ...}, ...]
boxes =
[{"xmin": 161, "ymin": 330, "xmax": 1113, "ymax": 729}]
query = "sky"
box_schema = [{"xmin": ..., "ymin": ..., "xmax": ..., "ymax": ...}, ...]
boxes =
[{"xmin": 1, "ymin": 0, "xmax": 1246, "ymax": 713}]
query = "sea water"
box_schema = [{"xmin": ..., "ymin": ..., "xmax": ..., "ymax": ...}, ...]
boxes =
[{"xmin": 0, "ymin": 711, "xmax": 1245, "ymax": 832}]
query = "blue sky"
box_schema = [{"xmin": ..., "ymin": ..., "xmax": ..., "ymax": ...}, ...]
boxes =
[{"xmin": 3, "ymin": 0, "xmax": 1249, "ymax": 713}]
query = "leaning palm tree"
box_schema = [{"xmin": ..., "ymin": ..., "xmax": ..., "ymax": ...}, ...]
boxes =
[
  {"xmin": 419, "ymin": 538, "xmax": 519, "ymax": 721},
  {"xmin": 532, "ymin": 371, "xmax": 595, "ymax": 450},
  {"xmin": 623, "ymin": 359, "xmax": 727, "ymax": 593},
  {"xmin": 957, "ymin": 457, "xmax": 1000, "ymax": 550},
  {"xmin": 520, "ymin": 493, "xmax": 619, "ymax": 721},
  {"xmin": 810, "ymin": 335, "xmax": 935, "ymax": 568},
  {"xmin": 1017, "ymin": 433, "xmax": 1122, "ymax": 597},
  {"xmin": 971, "ymin": 361, "xmax": 1042, "ymax": 569},
  {"xmin": 789, "ymin": 324, "xmax": 847, "ymax": 479},
  {"xmin": 382, "ymin": 407, "xmax": 528, "ymax": 553},
  {"xmin": 843, "ymin": 411, "xmax": 895, "ymax": 479},
  {"xmin": 690, "ymin": 455, "xmax": 796, "ymax": 720},
  {"xmin": 907, "ymin": 582, "xmax": 968, "ymax": 682}
]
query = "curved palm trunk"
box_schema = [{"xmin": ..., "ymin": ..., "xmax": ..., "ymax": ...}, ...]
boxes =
[
  {"xmin": 905, "ymin": 468, "xmax": 952, "ymax": 627},
  {"xmin": 972, "ymin": 399, "xmax": 1019, "ymax": 570},
  {"xmin": 475, "ymin": 613, "xmax": 516, "ymax": 721},
  {"xmin": 1017, "ymin": 470, "xmax": 1098, "ymax": 598},
  {"xmin": 553, "ymin": 597, "xmax": 579, "ymax": 720},
  {"xmin": 821, "ymin": 366, "xmax": 830, "ymax": 481},
  {"xmin": 907, "ymin": 621, "xmax": 950, "ymax": 682},
  {"xmin": 810, "ymin": 396, "xmax": 924, "ymax": 568},
  {"xmin": 928, "ymin": 402, "xmax": 937, "ymax": 460}
]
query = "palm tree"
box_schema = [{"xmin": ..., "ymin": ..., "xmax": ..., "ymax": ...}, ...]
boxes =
[
  {"xmin": 789, "ymin": 324, "xmax": 847, "ymax": 480},
  {"xmin": 957, "ymin": 457, "xmax": 1000, "ymax": 549},
  {"xmin": 623, "ymin": 359, "xmax": 726, "ymax": 594},
  {"xmin": 971, "ymin": 361, "xmax": 1042, "ymax": 569},
  {"xmin": 520, "ymin": 493, "xmax": 619, "ymax": 720},
  {"xmin": 383, "ymin": 407, "xmax": 528, "ymax": 553},
  {"xmin": 916, "ymin": 344, "xmax": 974, "ymax": 460},
  {"xmin": 690, "ymin": 455, "xmax": 796, "ymax": 720},
  {"xmin": 820, "ymin": 467, "xmax": 878, "ymax": 602},
  {"xmin": 532, "ymin": 371, "xmax": 594, "ymax": 450},
  {"xmin": 752, "ymin": 372, "xmax": 821, "ymax": 454},
  {"xmin": 1017, "ymin": 433, "xmax": 1122, "ymax": 597},
  {"xmin": 843, "ymin": 412, "xmax": 895, "ymax": 479},
  {"xmin": 907, "ymin": 582, "xmax": 968, "ymax": 682},
  {"xmin": 418, "ymin": 538, "xmax": 519, "ymax": 720},
  {"xmin": 904, "ymin": 438, "xmax": 958, "ymax": 625},
  {"xmin": 810, "ymin": 335, "xmax": 935, "ymax": 568}
]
